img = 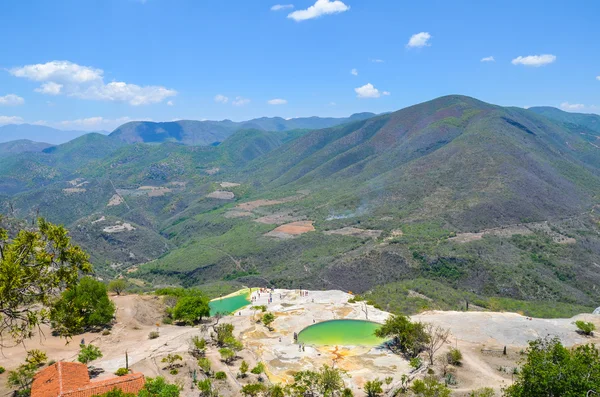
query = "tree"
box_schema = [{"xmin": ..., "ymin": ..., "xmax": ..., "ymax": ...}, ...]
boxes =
[
  {"xmin": 214, "ymin": 323, "xmax": 235, "ymax": 346},
  {"xmin": 241, "ymin": 383, "xmax": 267, "ymax": 397},
  {"xmin": 318, "ymin": 364, "xmax": 345, "ymax": 396},
  {"xmin": 375, "ymin": 315, "xmax": 429, "ymax": 357},
  {"xmin": 364, "ymin": 378, "xmax": 383, "ymax": 397},
  {"xmin": 0, "ymin": 218, "xmax": 92, "ymax": 346},
  {"xmin": 78, "ymin": 344, "xmax": 103, "ymax": 364},
  {"xmin": 7, "ymin": 363, "xmax": 37, "ymax": 395},
  {"xmin": 411, "ymin": 376, "xmax": 451, "ymax": 397},
  {"xmin": 138, "ymin": 376, "xmax": 180, "ymax": 397},
  {"xmin": 469, "ymin": 388, "xmax": 495, "ymax": 397},
  {"xmin": 504, "ymin": 337, "xmax": 600, "ymax": 397},
  {"xmin": 198, "ymin": 379, "xmax": 218, "ymax": 397},
  {"xmin": 108, "ymin": 279, "xmax": 128, "ymax": 296},
  {"xmin": 262, "ymin": 312, "xmax": 276, "ymax": 330},
  {"xmin": 190, "ymin": 336, "xmax": 207, "ymax": 357},
  {"xmin": 161, "ymin": 353, "xmax": 183, "ymax": 374},
  {"xmin": 239, "ymin": 360, "xmax": 249, "ymax": 378},
  {"xmin": 251, "ymin": 362, "xmax": 266, "ymax": 375},
  {"xmin": 575, "ymin": 320, "xmax": 596, "ymax": 336},
  {"xmin": 198, "ymin": 358, "xmax": 212, "ymax": 376},
  {"xmin": 423, "ymin": 324, "xmax": 451, "ymax": 365},
  {"xmin": 51, "ymin": 276, "xmax": 116, "ymax": 335},
  {"xmin": 268, "ymin": 384, "xmax": 286, "ymax": 397},
  {"xmin": 288, "ymin": 370, "xmax": 320, "ymax": 397},
  {"xmin": 25, "ymin": 350, "xmax": 47, "ymax": 367},
  {"xmin": 219, "ymin": 348, "xmax": 236, "ymax": 365},
  {"xmin": 172, "ymin": 295, "xmax": 210, "ymax": 325},
  {"xmin": 447, "ymin": 347, "xmax": 462, "ymax": 366}
]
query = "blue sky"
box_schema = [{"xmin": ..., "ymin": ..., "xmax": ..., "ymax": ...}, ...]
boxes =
[{"xmin": 0, "ymin": 0, "xmax": 598, "ymax": 131}]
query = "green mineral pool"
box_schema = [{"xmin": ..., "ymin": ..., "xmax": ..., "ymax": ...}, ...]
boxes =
[
  {"xmin": 297, "ymin": 319, "xmax": 385, "ymax": 346},
  {"xmin": 209, "ymin": 290, "xmax": 251, "ymax": 316}
]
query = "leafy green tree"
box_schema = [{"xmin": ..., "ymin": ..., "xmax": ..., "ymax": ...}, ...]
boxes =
[
  {"xmin": 171, "ymin": 295, "xmax": 210, "ymax": 325},
  {"xmin": 342, "ymin": 388, "xmax": 354, "ymax": 397},
  {"xmin": 7, "ymin": 363, "xmax": 37, "ymax": 395},
  {"xmin": 78, "ymin": 344, "xmax": 103, "ymax": 364},
  {"xmin": 239, "ymin": 360, "xmax": 249, "ymax": 378},
  {"xmin": 469, "ymin": 388, "xmax": 495, "ymax": 397},
  {"xmin": 241, "ymin": 383, "xmax": 267, "ymax": 396},
  {"xmin": 219, "ymin": 348, "xmax": 236, "ymax": 365},
  {"xmin": 108, "ymin": 279, "xmax": 128, "ymax": 296},
  {"xmin": 198, "ymin": 379, "xmax": 218, "ymax": 397},
  {"xmin": 447, "ymin": 347, "xmax": 463, "ymax": 366},
  {"xmin": 504, "ymin": 337, "xmax": 600, "ymax": 397},
  {"xmin": 318, "ymin": 364, "xmax": 345, "ymax": 396},
  {"xmin": 262, "ymin": 312, "xmax": 276, "ymax": 330},
  {"xmin": 375, "ymin": 315, "xmax": 429, "ymax": 357},
  {"xmin": 138, "ymin": 376, "xmax": 180, "ymax": 397},
  {"xmin": 0, "ymin": 218, "xmax": 92, "ymax": 345},
  {"xmin": 251, "ymin": 362, "xmax": 266, "ymax": 375},
  {"xmin": 161, "ymin": 353, "xmax": 183, "ymax": 374},
  {"xmin": 364, "ymin": 378, "xmax": 383, "ymax": 397},
  {"xmin": 24, "ymin": 350, "xmax": 47, "ymax": 367},
  {"xmin": 198, "ymin": 357, "xmax": 212, "ymax": 376},
  {"xmin": 268, "ymin": 384, "xmax": 286, "ymax": 397},
  {"xmin": 51, "ymin": 276, "xmax": 115, "ymax": 335},
  {"xmin": 214, "ymin": 323, "xmax": 235, "ymax": 346},
  {"xmin": 411, "ymin": 376, "xmax": 451, "ymax": 397},
  {"xmin": 190, "ymin": 336, "xmax": 207, "ymax": 356},
  {"xmin": 575, "ymin": 320, "xmax": 596, "ymax": 336},
  {"xmin": 288, "ymin": 370, "xmax": 320, "ymax": 397}
]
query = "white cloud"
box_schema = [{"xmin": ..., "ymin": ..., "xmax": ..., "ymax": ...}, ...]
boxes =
[
  {"xmin": 328, "ymin": 102, "xmax": 336, "ymax": 106},
  {"xmin": 35, "ymin": 82, "xmax": 63, "ymax": 95},
  {"xmin": 511, "ymin": 54, "xmax": 556, "ymax": 67},
  {"xmin": 56, "ymin": 116, "xmax": 142, "ymax": 131},
  {"xmin": 597, "ymin": 76, "xmax": 600, "ymax": 81},
  {"xmin": 287, "ymin": 0, "xmax": 349, "ymax": 21},
  {"xmin": 355, "ymin": 83, "xmax": 387, "ymax": 99},
  {"xmin": 271, "ymin": 4, "xmax": 294, "ymax": 11},
  {"xmin": 481, "ymin": 56, "xmax": 495, "ymax": 62},
  {"xmin": 0, "ymin": 116, "xmax": 24, "ymax": 125},
  {"xmin": 382, "ymin": 91, "xmax": 391, "ymax": 96},
  {"xmin": 407, "ymin": 32, "xmax": 431, "ymax": 48},
  {"xmin": 267, "ymin": 98, "xmax": 288, "ymax": 105},
  {"xmin": 232, "ymin": 96, "xmax": 250, "ymax": 106},
  {"xmin": 560, "ymin": 102, "xmax": 599, "ymax": 113},
  {"xmin": 0, "ymin": 94, "xmax": 25, "ymax": 106},
  {"xmin": 10, "ymin": 60, "xmax": 176, "ymax": 105},
  {"xmin": 371, "ymin": 59, "xmax": 384, "ymax": 63},
  {"xmin": 351, "ymin": 68, "xmax": 358, "ymax": 76},
  {"xmin": 167, "ymin": 100, "xmax": 174, "ymax": 106},
  {"xmin": 214, "ymin": 94, "xmax": 229, "ymax": 104}
]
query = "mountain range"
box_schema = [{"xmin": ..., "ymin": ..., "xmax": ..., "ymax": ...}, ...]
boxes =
[{"xmin": 1, "ymin": 97, "xmax": 599, "ymax": 318}]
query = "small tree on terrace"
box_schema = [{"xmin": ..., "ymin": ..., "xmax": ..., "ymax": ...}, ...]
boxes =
[
  {"xmin": 108, "ymin": 279, "xmax": 128, "ymax": 296},
  {"xmin": 78, "ymin": 344, "xmax": 103, "ymax": 365},
  {"xmin": 575, "ymin": 320, "xmax": 596, "ymax": 336},
  {"xmin": 0, "ymin": 217, "xmax": 92, "ymax": 346},
  {"xmin": 172, "ymin": 295, "xmax": 210, "ymax": 325},
  {"xmin": 219, "ymin": 348, "xmax": 236, "ymax": 365},
  {"xmin": 364, "ymin": 378, "xmax": 384, "ymax": 397},
  {"xmin": 262, "ymin": 312, "xmax": 276, "ymax": 330},
  {"xmin": 423, "ymin": 324, "xmax": 451, "ymax": 365},
  {"xmin": 374, "ymin": 314, "xmax": 429, "ymax": 357}
]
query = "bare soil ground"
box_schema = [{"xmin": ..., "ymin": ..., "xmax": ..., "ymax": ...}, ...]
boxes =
[
  {"xmin": 206, "ymin": 190, "xmax": 235, "ymax": 200},
  {"xmin": 107, "ymin": 194, "xmax": 124, "ymax": 207},
  {"xmin": 450, "ymin": 221, "xmax": 576, "ymax": 244},
  {"xmin": 324, "ymin": 227, "xmax": 382, "ymax": 239},
  {"xmin": 224, "ymin": 210, "xmax": 253, "ymax": 218},
  {"xmin": 254, "ymin": 212, "xmax": 299, "ymax": 225},
  {"xmin": 219, "ymin": 182, "xmax": 240, "ymax": 188},
  {"xmin": 264, "ymin": 221, "xmax": 315, "ymax": 239},
  {"xmin": 103, "ymin": 222, "xmax": 136, "ymax": 233}
]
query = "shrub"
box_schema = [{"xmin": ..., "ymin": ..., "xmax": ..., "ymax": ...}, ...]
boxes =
[
  {"xmin": 409, "ymin": 357, "xmax": 422, "ymax": 370},
  {"xmin": 575, "ymin": 320, "xmax": 596, "ymax": 336},
  {"xmin": 115, "ymin": 368, "xmax": 129, "ymax": 376},
  {"xmin": 469, "ymin": 387, "xmax": 496, "ymax": 397},
  {"xmin": 0, "ymin": 366, "xmax": 5, "ymax": 374},
  {"xmin": 251, "ymin": 362, "xmax": 265, "ymax": 375},
  {"xmin": 219, "ymin": 348, "xmax": 235, "ymax": 365},
  {"xmin": 78, "ymin": 344, "xmax": 103, "ymax": 364},
  {"xmin": 241, "ymin": 383, "xmax": 267, "ymax": 396},
  {"xmin": 215, "ymin": 371, "xmax": 226, "ymax": 380},
  {"xmin": 162, "ymin": 317, "xmax": 173, "ymax": 325},
  {"xmin": 411, "ymin": 376, "xmax": 451, "ymax": 397},
  {"xmin": 149, "ymin": 331, "xmax": 160, "ymax": 339},
  {"xmin": 364, "ymin": 378, "xmax": 383, "ymax": 397},
  {"xmin": 239, "ymin": 360, "xmax": 249, "ymax": 378},
  {"xmin": 447, "ymin": 348, "xmax": 463, "ymax": 365},
  {"xmin": 198, "ymin": 358, "xmax": 212, "ymax": 375}
]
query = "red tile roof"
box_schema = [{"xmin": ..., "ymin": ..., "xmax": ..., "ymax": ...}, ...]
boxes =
[{"xmin": 31, "ymin": 362, "xmax": 145, "ymax": 397}]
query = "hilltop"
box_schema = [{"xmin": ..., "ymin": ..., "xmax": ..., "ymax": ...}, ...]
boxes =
[{"xmin": 1, "ymin": 95, "xmax": 600, "ymax": 318}]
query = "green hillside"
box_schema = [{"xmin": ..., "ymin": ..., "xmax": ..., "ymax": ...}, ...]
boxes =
[{"xmin": 2, "ymin": 95, "xmax": 600, "ymax": 318}]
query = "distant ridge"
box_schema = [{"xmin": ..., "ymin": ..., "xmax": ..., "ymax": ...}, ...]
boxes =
[
  {"xmin": 109, "ymin": 113, "xmax": 377, "ymax": 145},
  {"xmin": 0, "ymin": 124, "xmax": 95, "ymax": 145},
  {"xmin": 529, "ymin": 106, "xmax": 600, "ymax": 134}
]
